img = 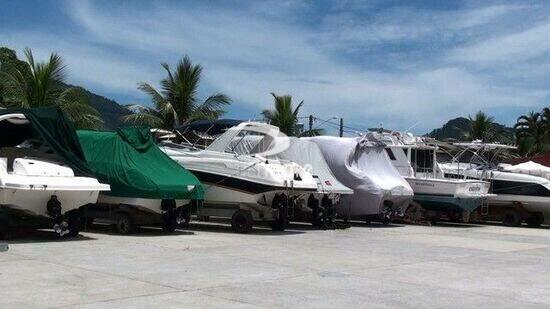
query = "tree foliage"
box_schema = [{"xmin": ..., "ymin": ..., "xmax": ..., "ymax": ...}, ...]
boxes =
[
  {"xmin": 0, "ymin": 48, "xmax": 102, "ymax": 129},
  {"xmin": 122, "ymin": 55, "xmax": 231, "ymax": 129},
  {"xmin": 515, "ymin": 108, "xmax": 549, "ymax": 156},
  {"xmin": 262, "ymin": 93, "xmax": 306, "ymax": 136},
  {"xmin": 468, "ymin": 111, "xmax": 494, "ymax": 141}
]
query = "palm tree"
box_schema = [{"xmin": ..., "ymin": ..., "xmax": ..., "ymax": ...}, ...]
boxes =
[
  {"xmin": 0, "ymin": 48, "xmax": 102, "ymax": 129},
  {"xmin": 262, "ymin": 93, "xmax": 305, "ymax": 136},
  {"xmin": 515, "ymin": 111, "xmax": 546, "ymax": 155},
  {"xmin": 468, "ymin": 111, "xmax": 494, "ymax": 141},
  {"xmin": 122, "ymin": 55, "xmax": 231, "ymax": 129}
]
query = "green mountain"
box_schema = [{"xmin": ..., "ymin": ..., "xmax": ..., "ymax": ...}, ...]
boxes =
[
  {"xmin": 69, "ymin": 85, "xmax": 132, "ymax": 129},
  {"xmin": 427, "ymin": 117, "xmax": 514, "ymax": 143}
]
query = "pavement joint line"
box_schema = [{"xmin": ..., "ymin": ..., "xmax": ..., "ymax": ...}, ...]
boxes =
[
  {"xmin": 3, "ymin": 251, "xmax": 183, "ymax": 292},
  {"xmin": 197, "ymin": 291, "xmax": 271, "ymax": 309},
  {"xmin": 5, "ymin": 246, "xmax": 317, "ymax": 299},
  {"xmin": 49, "ymin": 272, "xmax": 311, "ymax": 308},
  {"xmin": 45, "ymin": 290, "xmax": 183, "ymax": 309}
]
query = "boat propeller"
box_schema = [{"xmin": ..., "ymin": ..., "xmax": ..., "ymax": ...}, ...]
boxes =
[{"xmin": 53, "ymin": 221, "xmax": 69, "ymax": 236}]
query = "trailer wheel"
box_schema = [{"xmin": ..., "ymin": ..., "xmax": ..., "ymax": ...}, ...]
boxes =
[
  {"xmin": 162, "ymin": 213, "xmax": 177, "ymax": 233},
  {"xmin": 115, "ymin": 213, "xmax": 135, "ymax": 234},
  {"xmin": 502, "ymin": 210, "xmax": 521, "ymax": 227},
  {"xmin": 271, "ymin": 194, "xmax": 288, "ymax": 231},
  {"xmin": 65, "ymin": 210, "xmax": 81, "ymax": 237},
  {"xmin": 525, "ymin": 213, "xmax": 544, "ymax": 228},
  {"xmin": 308, "ymin": 195, "xmax": 321, "ymax": 227},
  {"xmin": 428, "ymin": 217, "xmax": 438, "ymax": 226},
  {"xmin": 231, "ymin": 210, "xmax": 253, "ymax": 233},
  {"xmin": 0, "ymin": 222, "xmax": 8, "ymax": 240}
]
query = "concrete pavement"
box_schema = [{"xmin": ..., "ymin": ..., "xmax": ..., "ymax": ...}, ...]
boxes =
[{"xmin": 1, "ymin": 222, "xmax": 550, "ymax": 308}]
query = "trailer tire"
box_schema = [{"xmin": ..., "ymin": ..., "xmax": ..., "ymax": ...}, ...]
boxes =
[
  {"xmin": 231, "ymin": 210, "xmax": 253, "ymax": 233},
  {"xmin": 162, "ymin": 213, "xmax": 177, "ymax": 233},
  {"xmin": 271, "ymin": 194, "xmax": 288, "ymax": 231},
  {"xmin": 502, "ymin": 210, "xmax": 521, "ymax": 227},
  {"xmin": 0, "ymin": 222, "xmax": 8, "ymax": 240},
  {"xmin": 525, "ymin": 213, "xmax": 544, "ymax": 228},
  {"xmin": 115, "ymin": 213, "xmax": 135, "ymax": 234}
]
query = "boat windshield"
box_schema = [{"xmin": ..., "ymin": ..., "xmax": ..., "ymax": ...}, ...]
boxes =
[{"xmin": 226, "ymin": 130, "xmax": 273, "ymax": 155}]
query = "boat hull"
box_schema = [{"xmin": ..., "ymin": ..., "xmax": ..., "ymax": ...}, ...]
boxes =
[
  {"xmin": 0, "ymin": 187, "xmax": 101, "ymax": 218},
  {"xmin": 413, "ymin": 194, "xmax": 484, "ymax": 214},
  {"xmin": 406, "ymin": 177, "xmax": 489, "ymax": 213},
  {"xmin": 197, "ymin": 179, "xmax": 312, "ymax": 221},
  {"xmin": 95, "ymin": 195, "xmax": 190, "ymax": 215}
]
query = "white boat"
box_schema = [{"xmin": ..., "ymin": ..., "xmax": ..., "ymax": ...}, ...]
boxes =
[
  {"xmin": 161, "ymin": 122, "xmax": 318, "ymax": 232},
  {"xmin": 76, "ymin": 128, "xmax": 203, "ymax": 234},
  {"xmin": 307, "ymin": 134, "xmax": 414, "ymax": 223},
  {"xmin": 229, "ymin": 134, "xmax": 354, "ymax": 227},
  {"xmin": 0, "ymin": 112, "xmax": 109, "ymax": 237},
  {"xmin": 379, "ymin": 132, "xmax": 491, "ymax": 222},
  {"xmin": 439, "ymin": 142, "xmax": 550, "ymax": 226}
]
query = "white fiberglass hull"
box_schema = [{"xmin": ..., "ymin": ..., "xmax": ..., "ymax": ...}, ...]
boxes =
[
  {"xmin": 406, "ymin": 177, "xmax": 490, "ymax": 198},
  {"xmin": 197, "ymin": 182, "xmax": 291, "ymax": 220},
  {"xmin": 0, "ymin": 158, "xmax": 109, "ymax": 218},
  {"xmin": 406, "ymin": 177, "xmax": 490, "ymax": 213},
  {"xmin": 439, "ymin": 163, "xmax": 550, "ymax": 215},
  {"xmin": 0, "ymin": 183, "xmax": 105, "ymax": 218},
  {"xmin": 165, "ymin": 149, "xmax": 317, "ymax": 221}
]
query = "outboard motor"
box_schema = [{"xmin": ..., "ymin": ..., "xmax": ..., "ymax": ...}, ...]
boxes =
[{"xmin": 47, "ymin": 196, "xmax": 69, "ymax": 236}]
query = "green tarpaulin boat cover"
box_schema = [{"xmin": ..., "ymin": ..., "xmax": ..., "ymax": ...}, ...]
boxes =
[
  {"xmin": 0, "ymin": 106, "xmax": 92, "ymax": 175},
  {"xmin": 77, "ymin": 127, "xmax": 204, "ymax": 200},
  {"xmin": 0, "ymin": 106, "xmax": 203, "ymax": 201}
]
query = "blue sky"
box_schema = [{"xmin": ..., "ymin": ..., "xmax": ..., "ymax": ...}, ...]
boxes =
[{"xmin": 1, "ymin": 0, "xmax": 549, "ymax": 134}]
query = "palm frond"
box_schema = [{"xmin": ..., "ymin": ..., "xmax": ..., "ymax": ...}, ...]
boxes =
[
  {"xmin": 120, "ymin": 111, "xmax": 165, "ymax": 128},
  {"xmin": 134, "ymin": 55, "xmax": 229, "ymax": 127},
  {"xmin": 193, "ymin": 93, "xmax": 231, "ymax": 120}
]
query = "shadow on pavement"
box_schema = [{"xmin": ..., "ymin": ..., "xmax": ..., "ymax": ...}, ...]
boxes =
[
  {"xmin": 4, "ymin": 228, "xmax": 96, "ymax": 244},
  {"xmin": 81, "ymin": 223, "xmax": 195, "ymax": 237},
  {"xmin": 343, "ymin": 221, "xmax": 405, "ymax": 229},
  {"xmin": 185, "ymin": 220, "xmax": 306, "ymax": 236}
]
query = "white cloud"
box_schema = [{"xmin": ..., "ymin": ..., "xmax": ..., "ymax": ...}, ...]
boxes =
[
  {"xmin": 2, "ymin": 0, "xmax": 547, "ymax": 133},
  {"xmin": 447, "ymin": 21, "xmax": 550, "ymax": 63},
  {"xmin": 0, "ymin": 32, "xmax": 159, "ymax": 95}
]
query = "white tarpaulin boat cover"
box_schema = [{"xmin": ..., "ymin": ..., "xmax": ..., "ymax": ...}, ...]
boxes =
[
  {"xmin": 502, "ymin": 161, "xmax": 550, "ymax": 180},
  {"xmin": 229, "ymin": 135, "xmax": 353, "ymax": 195},
  {"xmin": 306, "ymin": 135, "xmax": 413, "ymax": 216},
  {"xmin": 275, "ymin": 138, "xmax": 353, "ymax": 195}
]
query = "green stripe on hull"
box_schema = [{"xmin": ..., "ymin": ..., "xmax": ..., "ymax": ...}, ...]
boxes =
[{"xmin": 413, "ymin": 194, "xmax": 483, "ymax": 213}]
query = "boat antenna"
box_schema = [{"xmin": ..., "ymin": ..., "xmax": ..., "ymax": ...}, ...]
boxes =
[
  {"xmin": 173, "ymin": 127, "xmax": 193, "ymax": 146},
  {"xmin": 189, "ymin": 124, "xmax": 215, "ymax": 148}
]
